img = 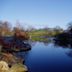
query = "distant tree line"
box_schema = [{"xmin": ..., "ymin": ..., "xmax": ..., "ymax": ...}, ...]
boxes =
[{"xmin": 1, "ymin": 20, "xmax": 72, "ymax": 39}]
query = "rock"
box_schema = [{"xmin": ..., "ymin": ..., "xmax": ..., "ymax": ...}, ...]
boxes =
[
  {"xmin": 0, "ymin": 61, "xmax": 28, "ymax": 72},
  {"xmin": 10, "ymin": 63, "xmax": 28, "ymax": 72},
  {"xmin": 0, "ymin": 61, "xmax": 9, "ymax": 72},
  {"xmin": 0, "ymin": 53, "xmax": 24, "ymax": 67}
]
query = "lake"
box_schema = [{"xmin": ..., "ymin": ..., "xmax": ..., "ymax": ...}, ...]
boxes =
[{"xmin": 17, "ymin": 42, "xmax": 72, "ymax": 72}]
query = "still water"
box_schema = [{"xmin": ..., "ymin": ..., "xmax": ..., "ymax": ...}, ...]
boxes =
[{"xmin": 17, "ymin": 42, "xmax": 72, "ymax": 72}]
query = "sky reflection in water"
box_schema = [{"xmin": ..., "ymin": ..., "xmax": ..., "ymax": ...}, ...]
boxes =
[{"xmin": 17, "ymin": 42, "xmax": 72, "ymax": 72}]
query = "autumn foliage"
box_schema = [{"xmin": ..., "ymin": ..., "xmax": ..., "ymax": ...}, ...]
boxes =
[{"xmin": 0, "ymin": 21, "xmax": 29, "ymax": 40}]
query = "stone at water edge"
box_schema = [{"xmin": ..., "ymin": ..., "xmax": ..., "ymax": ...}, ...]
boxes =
[
  {"xmin": 0, "ymin": 61, "xmax": 9, "ymax": 72},
  {"xmin": 0, "ymin": 52, "xmax": 25, "ymax": 67},
  {"xmin": 0, "ymin": 61, "xmax": 28, "ymax": 72},
  {"xmin": 10, "ymin": 63, "xmax": 28, "ymax": 72}
]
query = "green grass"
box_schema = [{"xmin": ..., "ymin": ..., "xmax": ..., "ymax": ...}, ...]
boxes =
[
  {"xmin": 29, "ymin": 30, "xmax": 48, "ymax": 37},
  {"xmin": 29, "ymin": 29, "xmax": 63, "ymax": 41},
  {"xmin": 29, "ymin": 30, "xmax": 49, "ymax": 41},
  {"xmin": 31, "ymin": 37, "xmax": 48, "ymax": 42}
]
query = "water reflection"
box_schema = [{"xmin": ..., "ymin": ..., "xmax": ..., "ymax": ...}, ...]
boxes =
[
  {"xmin": 54, "ymin": 38, "xmax": 72, "ymax": 58},
  {"xmin": 24, "ymin": 42, "xmax": 72, "ymax": 72},
  {"xmin": 29, "ymin": 39, "xmax": 52, "ymax": 47},
  {"xmin": 54, "ymin": 41, "xmax": 69, "ymax": 48},
  {"xmin": 66, "ymin": 50, "xmax": 72, "ymax": 58},
  {"xmin": 30, "ymin": 38, "xmax": 56, "ymax": 47},
  {"xmin": 42, "ymin": 40, "xmax": 51, "ymax": 46},
  {"xmin": 11, "ymin": 38, "xmax": 72, "ymax": 72},
  {"xmin": 4, "ymin": 39, "xmax": 71, "ymax": 72}
]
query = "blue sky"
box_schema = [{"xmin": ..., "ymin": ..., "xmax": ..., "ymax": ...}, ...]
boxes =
[{"xmin": 0, "ymin": 0, "xmax": 72, "ymax": 29}]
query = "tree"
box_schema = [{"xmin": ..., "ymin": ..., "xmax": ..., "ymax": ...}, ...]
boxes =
[
  {"xmin": 67, "ymin": 22, "xmax": 72, "ymax": 33},
  {"xmin": 53, "ymin": 26, "xmax": 63, "ymax": 36},
  {"xmin": 13, "ymin": 22, "xmax": 30, "ymax": 40},
  {"xmin": 0, "ymin": 21, "xmax": 11, "ymax": 36}
]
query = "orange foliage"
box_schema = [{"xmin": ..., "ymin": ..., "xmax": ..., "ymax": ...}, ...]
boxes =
[{"xmin": 14, "ymin": 28, "xmax": 29, "ymax": 40}]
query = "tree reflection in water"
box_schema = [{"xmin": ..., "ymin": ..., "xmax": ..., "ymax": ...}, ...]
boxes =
[
  {"xmin": 42, "ymin": 40, "xmax": 51, "ymax": 46},
  {"xmin": 54, "ymin": 39, "xmax": 72, "ymax": 58},
  {"xmin": 66, "ymin": 50, "xmax": 72, "ymax": 58}
]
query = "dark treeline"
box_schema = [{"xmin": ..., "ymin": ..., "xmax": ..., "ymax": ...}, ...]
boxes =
[{"xmin": 54, "ymin": 22, "xmax": 72, "ymax": 48}]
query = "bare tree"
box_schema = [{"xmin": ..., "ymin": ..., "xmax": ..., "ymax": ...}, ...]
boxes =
[
  {"xmin": 67, "ymin": 22, "xmax": 72, "ymax": 33},
  {"xmin": 0, "ymin": 21, "xmax": 12, "ymax": 36}
]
